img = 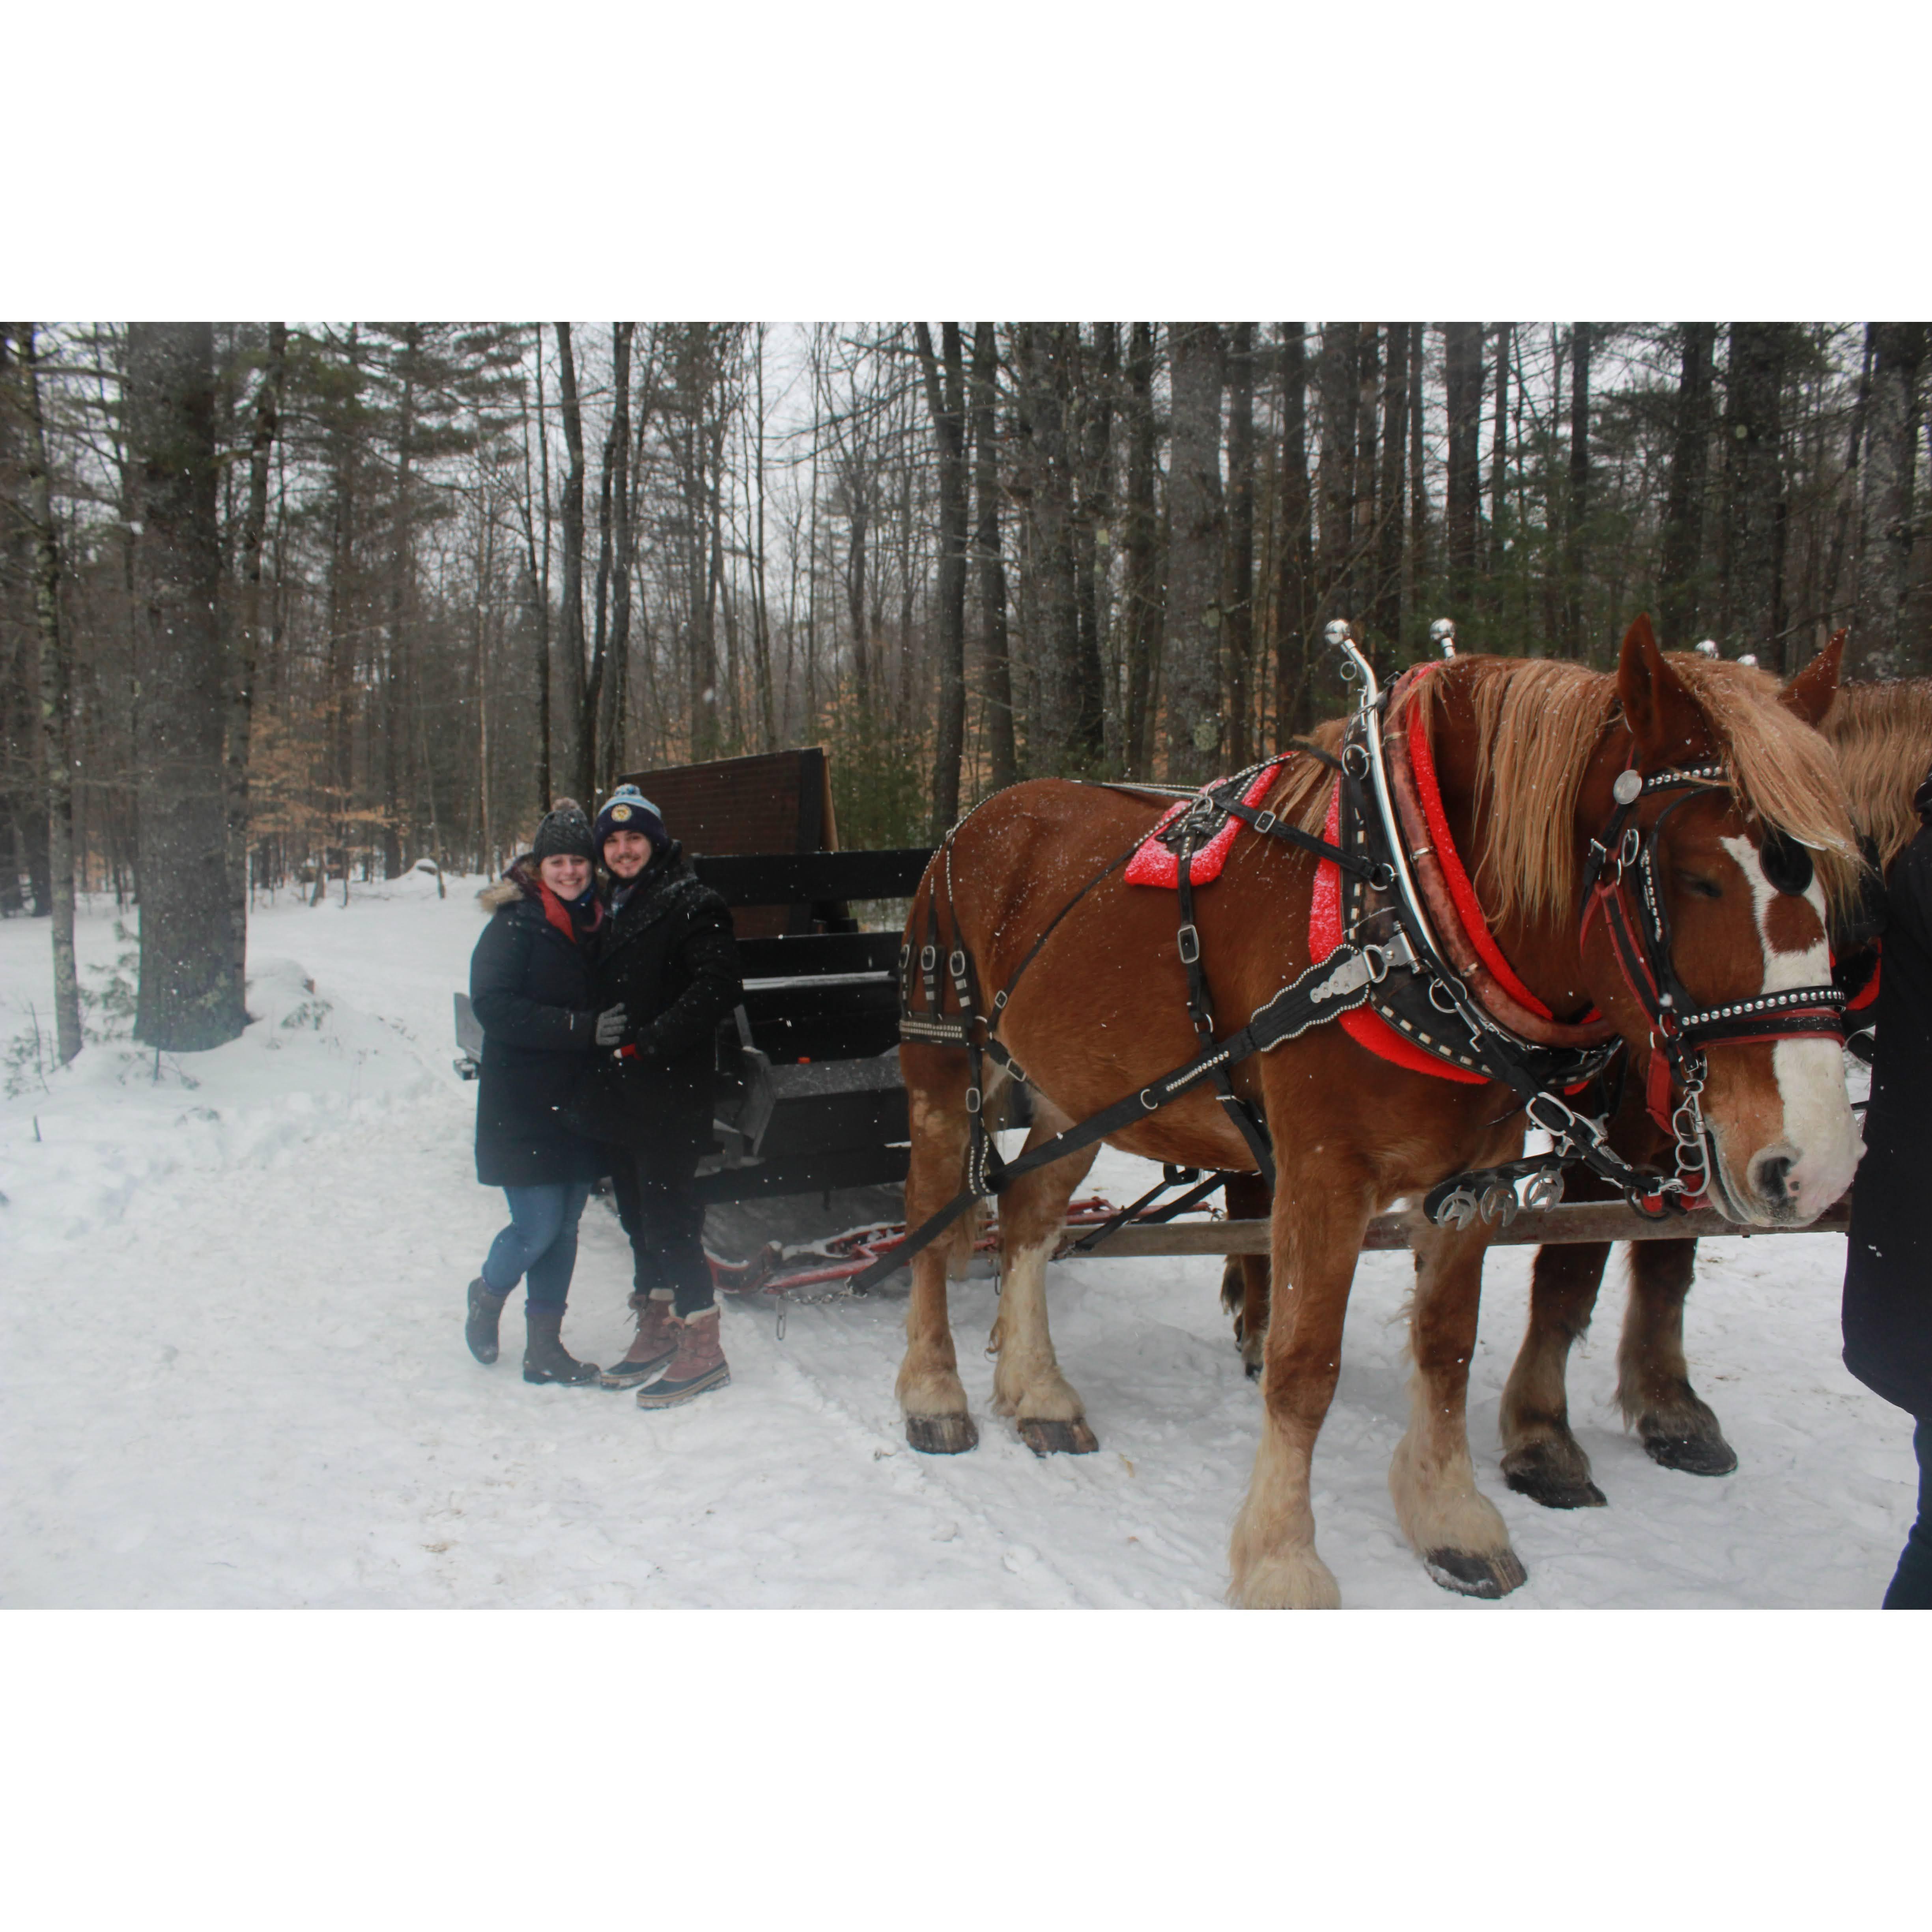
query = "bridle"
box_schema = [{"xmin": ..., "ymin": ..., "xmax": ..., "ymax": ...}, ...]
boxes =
[{"xmin": 1575, "ymin": 762, "xmax": 1848, "ymax": 1212}]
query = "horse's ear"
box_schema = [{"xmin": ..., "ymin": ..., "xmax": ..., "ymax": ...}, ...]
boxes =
[
  {"xmin": 1618, "ymin": 613, "xmax": 1704, "ymax": 760},
  {"xmin": 1779, "ymin": 628, "xmax": 1846, "ymax": 728}
]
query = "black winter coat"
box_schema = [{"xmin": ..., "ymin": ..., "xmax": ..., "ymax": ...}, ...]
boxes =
[
  {"xmin": 1844, "ymin": 818, "xmax": 1932, "ymax": 1418},
  {"xmin": 469, "ymin": 867, "xmax": 609, "ymax": 1188},
  {"xmin": 579, "ymin": 855, "xmax": 742, "ymax": 1160}
]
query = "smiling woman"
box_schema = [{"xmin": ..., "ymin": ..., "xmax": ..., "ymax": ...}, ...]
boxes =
[{"xmin": 463, "ymin": 798, "xmax": 612, "ymax": 1387}]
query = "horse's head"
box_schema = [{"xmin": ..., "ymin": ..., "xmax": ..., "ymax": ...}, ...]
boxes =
[{"xmin": 1575, "ymin": 616, "xmax": 1863, "ymax": 1226}]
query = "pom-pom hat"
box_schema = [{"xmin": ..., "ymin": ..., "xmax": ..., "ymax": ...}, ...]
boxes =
[
  {"xmin": 530, "ymin": 797, "xmax": 596, "ymax": 863},
  {"xmin": 596, "ymin": 784, "xmax": 669, "ymax": 854}
]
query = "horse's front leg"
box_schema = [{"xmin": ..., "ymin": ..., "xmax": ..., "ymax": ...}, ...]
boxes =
[
  {"xmin": 1228, "ymin": 1167, "xmax": 1372, "ymax": 1609},
  {"xmin": 1498, "ymin": 1239, "xmax": 1612, "ymax": 1510},
  {"xmin": 1617, "ymin": 1238, "xmax": 1737, "ymax": 1476},
  {"xmin": 988, "ymin": 1093, "xmax": 1102, "ymax": 1454},
  {"xmin": 896, "ymin": 1046, "xmax": 980, "ymax": 1454},
  {"xmin": 1391, "ymin": 1218, "xmax": 1528, "ymax": 1598}
]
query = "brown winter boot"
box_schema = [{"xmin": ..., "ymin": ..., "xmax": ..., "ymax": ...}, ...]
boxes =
[
  {"xmin": 600, "ymin": 1291, "xmax": 679, "ymax": 1388},
  {"xmin": 522, "ymin": 1304, "xmax": 601, "ymax": 1386},
  {"xmin": 633, "ymin": 1306, "xmax": 730, "ymax": 1409}
]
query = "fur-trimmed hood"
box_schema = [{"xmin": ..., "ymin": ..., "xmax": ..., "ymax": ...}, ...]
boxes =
[{"xmin": 476, "ymin": 858, "xmax": 540, "ymax": 914}]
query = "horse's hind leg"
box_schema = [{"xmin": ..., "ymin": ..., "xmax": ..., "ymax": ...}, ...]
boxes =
[
  {"xmin": 988, "ymin": 1093, "xmax": 1101, "ymax": 1455},
  {"xmin": 1498, "ymin": 1241, "xmax": 1611, "ymax": 1510},
  {"xmin": 1617, "ymin": 1239, "xmax": 1737, "ymax": 1476},
  {"xmin": 895, "ymin": 1045, "xmax": 979, "ymax": 1455},
  {"xmin": 1218, "ymin": 1171, "xmax": 1272, "ymax": 1380},
  {"xmin": 1390, "ymin": 1220, "xmax": 1527, "ymax": 1599}
]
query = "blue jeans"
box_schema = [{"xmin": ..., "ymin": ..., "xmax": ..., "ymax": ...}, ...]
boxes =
[
  {"xmin": 481, "ymin": 1183, "xmax": 592, "ymax": 1310},
  {"xmin": 1883, "ymin": 1416, "xmax": 1932, "ymax": 1609}
]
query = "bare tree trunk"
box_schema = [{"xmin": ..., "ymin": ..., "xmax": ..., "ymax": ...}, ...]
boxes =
[
  {"xmin": 382, "ymin": 325, "xmax": 419, "ymax": 875},
  {"xmin": 1073, "ymin": 323, "xmax": 1115, "ymax": 769},
  {"xmin": 1408, "ymin": 323, "xmax": 1428, "ymax": 616},
  {"xmin": 1375, "ymin": 321, "xmax": 1409, "ymax": 648},
  {"xmin": 1317, "ymin": 322, "xmax": 1357, "ymax": 621},
  {"xmin": 972, "ymin": 321, "xmax": 1018, "ymax": 788},
  {"xmin": 1353, "ymin": 325, "xmax": 1380, "ymax": 624},
  {"xmin": 1822, "ymin": 327, "xmax": 1874, "ymax": 633},
  {"xmin": 1273, "ymin": 324, "xmax": 1315, "ymax": 741},
  {"xmin": 1658, "ymin": 321, "xmax": 1716, "ymax": 647},
  {"xmin": 1164, "ymin": 323, "xmax": 1226, "ymax": 784},
  {"xmin": 1487, "ymin": 323, "xmax": 1511, "ymax": 589},
  {"xmin": 1857, "ymin": 321, "xmax": 1929, "ymax": 674},
  {"xmin": 1720, "ymin": 323, "xmax": 1791, "ymax": 658},
  {"xmin": 127, "ymin": 323, "xmax": 244, "ymax": 1050},
  {"xmin": 228, "ymin": 323, "xmax": 284, "ymax": 994},
  {"xmin": 1121, "ymin": 322, "xmax": 1158, "ymax": 776},
  {"xmin": 19, "ymin": 325, "xmax": 82, "ymax": 1062},
  {"xmin": 1563, "ymin": 322, "xmax": 1591, "ymax": 656},
  {"xmin": 1225, "ymin": 323, "xmax": 1256, "ymax": 766},
  {"xmin": 601, "ymin": 323, "xmax": 635, "ymax": 792},
  {"xmin": 915, "ymin": 323, "xmax": 969, "ymax": 830},
  {"xmin": 750, "ymin": 325, "xmax": 777, "ymax": 753},
  {"xmin": 1016, "ymin": 325, "xmax": 1084, "ymax": 771},
  {"xmin": 517, "ymin": 326, "xmax": 553, "ymax": 813},
  {"xmin": 553, "ymin": 322, "xmax": 588, "ymax": 802},
  {"xmin": 1443, "ymin": 322, "xmax": 1484, "ymax": 616}
]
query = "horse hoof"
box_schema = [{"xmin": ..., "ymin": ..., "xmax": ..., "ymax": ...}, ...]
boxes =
[
  {"xmin": 1244, "ymin": 1358, "xmax": 1262, "ymax": 1383},
  {"xmin": 1424, "ymin": 1546, "xmax": 1528, "ymax": 1599},
  {"xmin": 906, "ymin": 1414, "xmax": 978, "ymax": 1455},
  {"xmin": 1502, "ymin": 1461, "xmax": 1608, "ymax": 1510},
  {"xmin": 1018, "ymin": 1417, "xmax": 1098, "ymax": 1456},
  {"xmin": 1640, "ymin": 1429, "xmax": 1738, "ymax": 1477}
]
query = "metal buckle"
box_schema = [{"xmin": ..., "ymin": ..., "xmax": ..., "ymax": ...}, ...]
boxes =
[{"xmin": 1177, "ymin": 923, "xmax": 1200, "ymax": 965}]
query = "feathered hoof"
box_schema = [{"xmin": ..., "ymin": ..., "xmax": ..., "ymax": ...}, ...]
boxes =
[
  {"xmin": 1018, "ymin": 1417, "xmax": 1098, "ymax": 1456},
  {"xmin": 1228, "ymin": 1550, "xmax": 1343, "ymax": 1609},
  {"xmin": 906, "ymin": 1413, "xmax": 979, "ymax": 1455},
  {"xmin": 1424, "ymin": 1545, "xmax": 1528, "ymax": 1599},
  {"xmin": 1502, "ymin": 1446, "xmax": 1608, "ymax": 1511},
  {"xmin": 1639, "ymin": 1426, "xmax": 1738, "ymax": 1477}
]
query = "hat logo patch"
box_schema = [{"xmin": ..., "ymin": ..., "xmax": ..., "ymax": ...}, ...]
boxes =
[{"xmin": 613, "ymin": 805, "xmax": 632, "ymax": 821}]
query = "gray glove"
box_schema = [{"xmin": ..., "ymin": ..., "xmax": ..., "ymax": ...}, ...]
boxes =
[{"xmin": 594, "ymin": 1005, "xmax": 628, "ymax": 1048}]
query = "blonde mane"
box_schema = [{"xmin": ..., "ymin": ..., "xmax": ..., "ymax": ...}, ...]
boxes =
[
  {"xmin": 1822, "ymin": 678, "xmax": 1932, "ymax": 873},
  {"xmin": 1403, "ymin": 653, "xmax": 1860, "ymax": 926}
]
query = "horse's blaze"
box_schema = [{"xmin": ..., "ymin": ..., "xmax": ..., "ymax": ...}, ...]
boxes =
[{"xmin": 1699, "ymin": 835, "xmax": 1862, "ymax": 1225}]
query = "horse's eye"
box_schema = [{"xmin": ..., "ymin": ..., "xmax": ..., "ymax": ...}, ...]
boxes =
[
  {"xmin": 1678, "ymin": 873, "xmax": 1723, "ymax": 901},
  {"xmin": 1760, "ymin": 831, "xmax": 1814, "ymax": 897}
]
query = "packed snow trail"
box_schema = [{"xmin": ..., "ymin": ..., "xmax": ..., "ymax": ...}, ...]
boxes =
[{"xmin": 0, "ymin": 880, "xmax": 1915, "ymax": 1607}]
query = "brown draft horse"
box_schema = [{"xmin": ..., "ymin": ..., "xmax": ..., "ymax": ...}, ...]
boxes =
[
  {"xmin": 894, "ymin": 617, "xmax": 1863, "ymax": 1607},
  {"xmin": 1497, "ymin": 669, "xmax": 1932, "ymax": 1507}
]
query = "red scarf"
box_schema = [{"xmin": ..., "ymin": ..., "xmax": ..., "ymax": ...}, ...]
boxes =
[{"xmin": 533, "ymin": 879, "xmax": 604, "ymax": 945}]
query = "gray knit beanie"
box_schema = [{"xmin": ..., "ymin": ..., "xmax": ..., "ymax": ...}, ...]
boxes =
[{"xmin": 530, "ymin": 797, "xmax": 596, "ymax": 863}]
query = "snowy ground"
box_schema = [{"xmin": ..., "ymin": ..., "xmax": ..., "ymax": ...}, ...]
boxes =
[{"xmin": 0, "ymin": 878, "xmax": 1916, "ymax": 1609}]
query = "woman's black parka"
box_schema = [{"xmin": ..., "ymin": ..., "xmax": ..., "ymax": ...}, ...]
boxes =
[{"xmin": 469, "ymin": 863, "xmax": 608, "ymax": 1188}]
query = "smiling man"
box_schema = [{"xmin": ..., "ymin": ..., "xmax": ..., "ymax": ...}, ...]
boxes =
[{"xmin": 581, "ymin": 785, "xmax": 743, "ymax": 1407}]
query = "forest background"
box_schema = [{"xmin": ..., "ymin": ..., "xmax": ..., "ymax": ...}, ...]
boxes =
[{"xmin": 3, "ymin": 319, "xmax": 1928, "ymax": 1058}]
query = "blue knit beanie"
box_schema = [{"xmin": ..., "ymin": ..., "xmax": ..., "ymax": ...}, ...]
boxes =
[{"xmin": 596, "ymin": 785, "xmax": 669, "ymax": 855}]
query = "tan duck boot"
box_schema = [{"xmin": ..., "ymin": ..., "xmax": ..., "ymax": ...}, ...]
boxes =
[
  {"xmin": 600, "ymin": 1290, "xmax": 679, "ymax": 1388},
  {"xmin": 633, "ymin": 1306, "xmax": 730, "ymax": 1409}
]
